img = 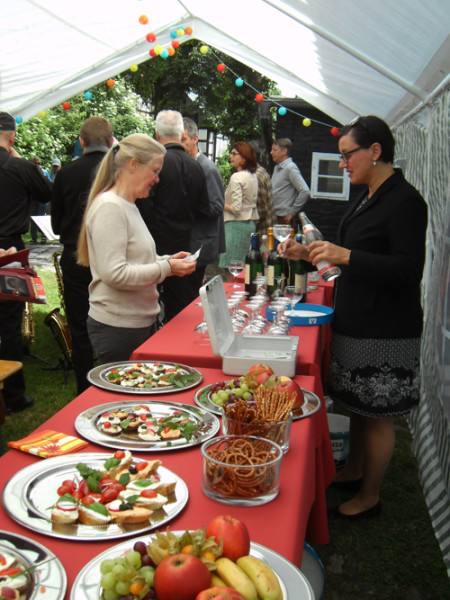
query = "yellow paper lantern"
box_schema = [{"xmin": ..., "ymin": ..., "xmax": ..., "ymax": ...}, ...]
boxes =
[
  {"xmin": 130, "ymin": 64, "xmax": 138, "ymax": 72},
  {"xmin": 38, "ymin": 110, "xmax": 47, "ymax": 119},
  {"xmin": 154, "ymin": 45, "xmax": 164, "ymax": 55},
  {"xmin": 200, "ymin": 45, "xmax": 209, "ymax": 54},
  {"xmin": 302, "ymin": 118, "xmax": 311, "ymax": 127}
]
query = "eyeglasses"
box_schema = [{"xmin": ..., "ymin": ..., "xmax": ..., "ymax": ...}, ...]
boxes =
[
  {"xmin": 229, "ymin": 150, "xmax": 240, "ymax": 156},
  {"xmin": 339, "ymin": 147, "xmax": 362, "ymax": 163}
]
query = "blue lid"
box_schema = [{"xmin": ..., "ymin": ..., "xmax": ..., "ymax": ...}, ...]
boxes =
[{"xmin": 266, "ymin": 303, "xmax": 334, "ymax": 326}]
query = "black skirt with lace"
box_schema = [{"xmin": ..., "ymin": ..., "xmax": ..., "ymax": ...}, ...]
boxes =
[{"xmin": 327, "ymin": 333, "xmax": 421, "ymax": 418}]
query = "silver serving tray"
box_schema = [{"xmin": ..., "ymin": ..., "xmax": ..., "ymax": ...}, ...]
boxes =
[
  {"xmin": 194, "ymin": 383, "xmax": 321, "ymax": 421},
  {"xmin": 1, "ymin": 453, "xmax": 188, "ymax": 541},
  {"xmin": 75, "ymin": 400, "xmax": 220, "ymax": 452},
  {"xmin": 87, "ymin": 361, "xmax": 203, "ymax": 394},
  {"xmin": 0, "ymin": 530, "xmax": 67, "ymax": 600},
  {"xmin": 70, "ymin": 532, "xmax": 314, "ymax": 600}
]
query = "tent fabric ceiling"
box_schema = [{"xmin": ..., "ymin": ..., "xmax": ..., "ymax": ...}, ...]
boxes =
[{"xmin": 1, "ymin": 0, "xmax": 449, "ymax": 126}]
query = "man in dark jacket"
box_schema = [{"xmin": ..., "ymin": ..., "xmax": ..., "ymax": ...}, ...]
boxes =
[
  {"xmin": 0, "ymin": 112, "xmax": 52, "ymax": 414},
  {"xmin": 137, "ymin": 110, "xmax": 210, "ymax": 322},
  {"xmin": 51, "ymin": 116, "xmax": 113, "ymax": 394}
]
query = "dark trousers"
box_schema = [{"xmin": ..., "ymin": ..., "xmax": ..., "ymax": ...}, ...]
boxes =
[
  {"xmin": 60, "ymin": 247, "xmax": 94, "ymax": 394},
  {"xmin": 0, "ymin": 237, "xmax": 26, "ymax": 407}
]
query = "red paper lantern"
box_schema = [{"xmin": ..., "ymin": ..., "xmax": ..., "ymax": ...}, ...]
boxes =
[
  {"xmin": 172, "ymin": 39, "xmax": 180, "ymax": 49},
  {"xmin": 217, "ymin": 63, "xmax": 226, "ymax": 72},
  {"xmin": 146, "ymin": 32, "xmax": 156, "ymax": 43},
  {"xmin": 107, "ymin": 79, "xmax": 115, "ymax": 88},
  {"xmin": 255, "ymin": 93, "xmax": 264, "ymax": 102},
  {"xmin": 149, "ymin": 48, "xmax": 156, "ymax": 57},
  {"xmin": 330, "ymin": 127, "xmax": 340, "ymax": 136},
  {"xmin": 62, "ymin": 102, "xmax": 70, "ymax": 111}
]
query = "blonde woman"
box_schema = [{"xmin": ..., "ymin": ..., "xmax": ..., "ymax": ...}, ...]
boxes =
[{"xmin": 77, "ymin": 133, "xmax": 196, "ymax": 364}]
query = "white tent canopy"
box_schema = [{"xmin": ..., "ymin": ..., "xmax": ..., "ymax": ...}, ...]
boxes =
[{"xmin": 1, "ymin": 0, "xmax": 449, "ymax": 126}]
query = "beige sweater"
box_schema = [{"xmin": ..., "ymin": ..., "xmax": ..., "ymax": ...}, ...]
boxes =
[
  {"xmin": 224, "ymin": 170, "xmax": 259, "ymax": 222},
  {"xmin": 86, "ymin": 191, "xmax": 171, "ymax": 328}
]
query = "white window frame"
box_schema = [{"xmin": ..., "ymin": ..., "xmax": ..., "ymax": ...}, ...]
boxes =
[{"xmin": 310, "ymin": 152, "xmax": 350, "ymax": 200}]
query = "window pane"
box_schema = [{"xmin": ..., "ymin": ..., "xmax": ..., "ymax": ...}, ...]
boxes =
[
  {"xmin": 317, "ymin": 177, "xmax": 343, "ymax": 193},
  {"xmin": 319, "ymin": 160, "xmax": 341, "ymax": 176}
]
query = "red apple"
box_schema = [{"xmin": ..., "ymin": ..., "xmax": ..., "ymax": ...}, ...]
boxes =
[
  {"xmin": 205, "ymin": 515, "xmax": 250, "ymax": 562},
  {"xmin": 276, "ymin": 376, "xmax": 304, "ymax": 409},
  {"xmin": 196, "ymin": 587, "xmax": 247, "ymax": 600},
  {"xmin": 245, "ymin": 364, "xmax": 274, "ymax": 389},
  {"xmin": 153, "ymin": 553, "xmax": 212, "ymax": 600}
]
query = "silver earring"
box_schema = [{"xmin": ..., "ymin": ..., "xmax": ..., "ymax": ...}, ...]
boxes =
[{"xmin": 373, "ymin": 161, "xmax": 377, "ymax": 166}]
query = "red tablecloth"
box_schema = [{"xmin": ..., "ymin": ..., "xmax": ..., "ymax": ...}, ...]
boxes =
[
  {"xmin": 0, "ymin": 369, "xmax": 334, "ymax": 598},
  {"xmin": 131, "ymin": 286, "xmax": 329, "ymax": 381}
]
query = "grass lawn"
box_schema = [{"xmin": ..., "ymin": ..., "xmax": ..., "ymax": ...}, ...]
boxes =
[{"xmin": 1, "ymin": 268, "xmax": 449, "ymax": 599}]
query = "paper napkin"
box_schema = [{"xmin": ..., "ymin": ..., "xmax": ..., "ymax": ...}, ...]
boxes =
[{"xmin": 8, "ymin": 429, "xmax": 88, "ymax": 457}]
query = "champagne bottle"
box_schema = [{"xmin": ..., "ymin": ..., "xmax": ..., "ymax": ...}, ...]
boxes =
[
  {"xmin": 266, "ymin": 228, "xmax": 282, "ymax": 297},
  {"xmin": 299, "ymin": 212, "xmax": 341, "ymax": 282},
  {"xmin": 260, "ymin": 234, "xmax": 269, "ymax": 272},
  {"xmin": 289, "ymin": 234, "xmax": 307, "ymax": 302},
  {"xmin": 244, "ymin": 233, "xmax": 263, "ymax": 297}
]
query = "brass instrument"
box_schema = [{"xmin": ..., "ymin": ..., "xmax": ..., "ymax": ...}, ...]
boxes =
[
  {"xmin": 44, "ymin": 252, "xmax": 72, "ymax": 368},
  {"xmin": 21, "ymin": 301, "xmax": 35, "ymax": 348}
]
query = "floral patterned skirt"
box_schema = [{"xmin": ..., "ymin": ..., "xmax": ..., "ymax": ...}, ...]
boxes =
[{"xmin": 327, "ymin": 333, "xmax": 421, "ymax": 417}]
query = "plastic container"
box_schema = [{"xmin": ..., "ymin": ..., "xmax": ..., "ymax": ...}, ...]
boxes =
[{"xmin": 327, "ymin": 413, "xmax": 350, "ymax": 468}]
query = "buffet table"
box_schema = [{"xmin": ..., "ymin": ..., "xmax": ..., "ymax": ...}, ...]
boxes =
[{"xmin": 0, "ymin": 367, "xmax": 334, "ymax": 598}]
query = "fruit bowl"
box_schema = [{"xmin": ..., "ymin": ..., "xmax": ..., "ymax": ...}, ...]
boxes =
[
  {"xmin": 200, "ymin": 435, "xmax": 283, "ymax": 506},
  {"xmin": 221, "ymin": 410, "xmax": 293, "ymax": 454}
]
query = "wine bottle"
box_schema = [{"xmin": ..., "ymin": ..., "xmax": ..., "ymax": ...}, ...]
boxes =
[
  {"xmin": 266, "ymin": 228, "xmax": 283, "ymax": 297},
  {"xmin": 260, "ymin": 234, "xmax": 269, "ymax": 272},
  {"xmin": 244, "ymin": 233, "xmax": 263, "ymax": 297},
  {"xmin": 299, "ymin": 212, "xmax": 341, "ymax": 282},
  {"xmin": 289, "ymin": 234, "xmax": 307, "ymax": 302}
]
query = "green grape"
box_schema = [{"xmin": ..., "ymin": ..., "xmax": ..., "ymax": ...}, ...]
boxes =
[
  {"xmin": 100, "ymin": 572, "xmax": 117, "ymax": 591},
  {"xmin": 211, "ymin": 392, "xmax": 219, "ymax": 402},
  {"xmin": 234, "ymin": 388, "xmax": 244, "ymax": 397},
  {"xmin": 243, "ymin": 391, "xmax": 252, "ymax": 400},
  {"xmin": 111, "ymin": 564, "xmax": 127, "ymax": 582},
  {"xmin": 100, "ymin": 559, "xmax": 115, "ymax": 575},
  {"xmin": 125, "ymin": 550, "xmax": 142, "ymax": 570},
  {"xmin": 139, "ymin": 565, "xmax": 155, "ymax": 585},
  {"xmin": 115, "ymin": 580, "xmax": 131, "ymax": 595},
  {"xmin": 240, "ymin": 383, "xmax": 249, "ymax": 393},
  {"xmin": 103, "ymin": 590, "xmax": 119, "ymax": 600},
  {"xmin": 218, "ymin": 390, "xmax": 229, "ymax": 401}
]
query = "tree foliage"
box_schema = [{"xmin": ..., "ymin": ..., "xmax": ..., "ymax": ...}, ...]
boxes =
[
  {"xmin": 125, "ymin": 39, "xmax": 278, "ymax": 144},
  {"xmin": 14, "ymin": 79, "xmax": 154, "ymax": 170}
]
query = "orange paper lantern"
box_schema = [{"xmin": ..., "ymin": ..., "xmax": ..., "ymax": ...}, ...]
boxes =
[
  {"xmin": 107, "ymin": 79, "xmax": 115, "ymax": 88},
  {"xmin": 139, "ymin": 15, "xmax": 148, "ymax": 25}
]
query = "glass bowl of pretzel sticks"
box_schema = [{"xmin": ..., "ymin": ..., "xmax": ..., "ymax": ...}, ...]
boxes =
[
  {"xmin": 221, "ymin": 385, "xmax": 295, "ymax": 453},
  {"xmin": 201, "ymin": 434, "xmax": 284, "ymax": 506}
]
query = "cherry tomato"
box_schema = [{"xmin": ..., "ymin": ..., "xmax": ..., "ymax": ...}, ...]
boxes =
[
  {"xmin": 136, "ymin": 461, "xmax": 149, "ymax": 471},
  {"xmin": 79, "ymin": 480, "xmax": 90, "ymax": 496},
  {"xmin": 100, "ymin": 488, "xmax": 119, "ymax": 504},
  {"xmin": 110, "ymin": 483, "xmax": 126, "ymax": 493},
  {"xmin": 100, "ymin": 478, "xmax": 116, "ymax": 490},
  {"xmin": 61, "ymin": 480, "xmax": 76, "ymax": 492},
  {"xmin": 141, "ymin": 489, "xmax": 157, "ymax": 498},
  {"xmin": 71, "ymin": 489, "xmax": 84, "ymax": 501},
  {"xmin": 0, "ymin": 567, "xmax": 22, "ymax": 577},
  {"xmin": 57, "ymin": 484, "xmax": 74, "ymax": 496},
  {"xmin": 80, "ymin": 496, "xmax": 96, "ymax": 505},
  {"xmin": 114, "ymin": 450, "xmax": 126, "ymax": 459}
]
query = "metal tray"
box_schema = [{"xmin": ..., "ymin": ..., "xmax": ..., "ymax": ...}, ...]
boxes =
[
  {"xmin": 70, "ymin": 532, "xmax": 314, "ymax": 600},
  {"xmin": 0, "ymin": 530, "xmax": 67, "ymax": 600},
  {"xmin": 75, "ymin": 400, "xmax": 220, "ymax": 452},
  {"xmin": 1, "ymin": 453, "xmax": 188, "ymax": 541},
  {"xmin": 87, "ymin": 361, "xmax": 203, "ymax": 394},
  {"xmin": 194, "ymin": 382, "xmax": 321, "ymax": 421}
]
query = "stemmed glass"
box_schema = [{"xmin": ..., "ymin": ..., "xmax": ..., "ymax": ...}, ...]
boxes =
[
  {"xmin": 273, "ymin": 224, "xmax": 291, "ymax": 244},
  {"xmin": 228, "ymin": 260, "xmax": 244, "ymax": 289},
  {"xmin": 284, "ymin": 285, "xmax": 303, "ymax": 315}
]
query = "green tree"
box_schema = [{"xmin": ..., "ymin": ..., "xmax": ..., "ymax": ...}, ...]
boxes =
[
  {"xmin": 126, "ymin": 39, "xmax": 278, "ymax": 144},
  {"xmin": 15, "ymin": 79, "xmax": 154, "ymax": 169}
]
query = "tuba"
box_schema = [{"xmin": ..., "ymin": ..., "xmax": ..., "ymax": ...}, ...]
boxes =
[{"xmin": 44, "ymin": 252, "xmax": 72, "ymax": 367}]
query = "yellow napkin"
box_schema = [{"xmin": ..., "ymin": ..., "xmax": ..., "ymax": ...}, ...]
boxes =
[{"xmin": 8, "ymin": 429, "xmax": 88, "ymax": 457}]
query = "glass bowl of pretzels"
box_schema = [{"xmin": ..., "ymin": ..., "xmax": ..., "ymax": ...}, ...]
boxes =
[
  {"xmin": 200, "ymin": 434, "xmax": 284, "ymax": 506},
  {"xmin": 221, "ymin": 384, "xmax": 295, "ymax": 453}
]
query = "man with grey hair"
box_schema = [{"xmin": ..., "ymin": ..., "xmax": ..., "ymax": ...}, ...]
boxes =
[
  {"xmin": 0, "ymin": 111, "xmax": 51, "ymax": 414},
  {"xmin": 181, "ymin": 117, "xmax": 225, "ymax": 288},
  {"xmin": 270, "ymin": 137, "xmax": 310, "ymax": 228},
  {"xmin": 137, "ymin": 110, "xmax": 210, "ymax": 322}
]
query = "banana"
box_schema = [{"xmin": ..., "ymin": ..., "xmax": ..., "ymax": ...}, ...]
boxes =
[
  {"xmin": 236, "ymin": 555, "xmax": 283, "ymax": 600},
  {"xmin": 211, "ymin": 573, "xmax": 228, "ymax": 587},
  {"xmin": 215, "ymin": 557, "xmax": 258, "ymax": 600}
]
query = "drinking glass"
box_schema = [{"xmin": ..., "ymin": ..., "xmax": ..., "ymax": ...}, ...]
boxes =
[
  {"xmin": 273, "ymin": 224, "xmax": 291, "ymax": 244},
  {"xmin": 284, "ymin": 285, "xmax": 303, "ymax": 314},
  {"xmin": 228, "ymin": 260, "xmax": 244, "ymax": 288}
]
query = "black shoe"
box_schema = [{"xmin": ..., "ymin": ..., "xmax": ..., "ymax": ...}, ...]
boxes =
[
  {"xmin": 327, "ymin": 501, "xmax": 382, "ymax": 521},
  {"xmin": 5, "ymin": 396, "xmax": 35, "ymax": 415},
  {"xmin": 40, "ymin": 238, "xmax": 47, "ymax": 244},
  {"xmin": 330, "ymin": 478, "xmax": 363, "ymax": 493}
]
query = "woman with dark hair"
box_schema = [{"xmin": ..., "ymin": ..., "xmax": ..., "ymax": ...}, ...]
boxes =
[
  {"xmin": 279, "ymin": 115, "xmax": 428, "ymax": 519},
  {"xmin": 218, "ymin": 142, "xmax": 259, "ymax": 278}
]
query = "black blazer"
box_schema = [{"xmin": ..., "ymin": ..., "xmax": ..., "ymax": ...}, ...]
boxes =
[{"xmin": 332, "ymin": 169, "xmax": 427, "ymax": 339}]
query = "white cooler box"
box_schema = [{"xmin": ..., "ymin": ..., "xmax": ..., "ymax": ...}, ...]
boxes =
[{"xmin": 199, "ymin": 276, "xmax": 299, "ymax": 376}]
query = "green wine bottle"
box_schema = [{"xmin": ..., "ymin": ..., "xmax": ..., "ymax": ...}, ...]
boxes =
[
  {"xmin": 244, "ymin": 233, "xmax": 263, "ymax": 297},
  {"xmin": 266, "ymin": 228, "xmax": 283, "ymax": 297}
]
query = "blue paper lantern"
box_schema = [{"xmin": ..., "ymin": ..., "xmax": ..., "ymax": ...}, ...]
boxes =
[
  {"xmin": 161, "ymin": 49, "xmax": 169, "ymax": 59},
  {"xmin": 15, "ymin": 116, "xmax": 23, "ymax": 124},
  {"xmin": 170, "ymin": 30, "xmax": 177, "ymax": 39},
  {"xmin": 235, "ymin": 78, "xmax": 244, "ymax": 87},
  {"xmin": 278, "ymin": 106, "xmax": 287, "ymax": 116},
  {"xmin": 84, "ymin": 91, "xmax": 93, "ymax": 100}
]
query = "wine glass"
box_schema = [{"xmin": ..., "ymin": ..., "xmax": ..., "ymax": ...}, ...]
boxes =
[
  {"xmin": 284, "ymin": 285, "xmax": 303, "ymax": 315},
  {"xmin": 227, "ymin": 260, "xmax": 244, "ymax": 288},
  {"xmin": 273, "ymin": 224, "xmax": 291, "ymax": 256}
]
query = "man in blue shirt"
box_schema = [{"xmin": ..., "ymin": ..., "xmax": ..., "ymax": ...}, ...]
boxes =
[{"xmin": 270, "ymin": 138, "xmax": 310, "ymax": 229}]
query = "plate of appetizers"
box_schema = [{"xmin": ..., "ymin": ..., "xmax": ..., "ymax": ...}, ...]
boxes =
[
  {"xmin": 1, "ymin": 452, "xmax": 188, "ymax": 541},
  {"xmin": 70, "ymin": 528, "xmax": 314, "ymax": 600},
  {"xmin": 0, "ymin": 530, "xmax": 66, "ymax": 600},
  {"xmin": 87, "ymin": 361, "xmax": 203, "ymax": 394},
  {"xmin": 75, "ymin": 401, "xmax": 220, "ymax": 452},
  {"xmin": 194, "ymin": 380, "xmax": 321, "ymax": 421}
]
